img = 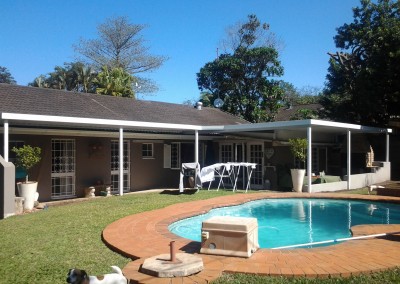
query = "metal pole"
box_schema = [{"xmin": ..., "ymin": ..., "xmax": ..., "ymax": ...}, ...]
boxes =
[
  {"xmin": 347, "ymin": 130, "xmax": 351, "ymax": 190},
  {"xmin": 3, "ymin": 120, "xmax": 9, "ymax": 162},
  {"xmin": 307, "ymin": 127, "xmax": 312, "ymax": 193},
  {"xmin": 119, "ymin": 128, "xmax": 124, "ymax": 196},
  {"xmin": 386, "ymin": 132, "xmax": 390, "ymax": 162},
  {"xmin": 194, "ymin": 130, "xmax": 199, "ymax": 165},
  {"xmin": 170, "ymin": 241, "xmax": 176, "ymax": 262},
  {"xmin": 194, "ymin": 130, "xmax": 199, "ymax": 190}
]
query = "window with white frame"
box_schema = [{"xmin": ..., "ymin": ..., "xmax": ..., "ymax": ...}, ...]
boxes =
[
  {"xmin": 142, "ymin": 143, "xmax": 154, "ymax": 159},
  {"xmin": 171, "ymin": 142, "xmax": 180, "ymax": 169},
  {"xmin": 110, "ymin": 140, "xmax": 130, "ymax": 193},
  {"xmin": 220, "ymin": 143, "xmax": 233, "ymax": 163},
  {"xmin": 51, "ymin": 139, "xmax": 76, "ymax": 198}
]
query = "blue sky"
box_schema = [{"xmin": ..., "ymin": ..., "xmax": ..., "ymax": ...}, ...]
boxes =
[{"xmin": 1, "ymin": 0, "xmax": 361, "ymax": 104}]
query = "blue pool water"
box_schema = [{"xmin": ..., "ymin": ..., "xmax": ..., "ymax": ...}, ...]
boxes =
[{"xmin": 169, "ymin": 198, "xmax": 400, "ymax": 248}]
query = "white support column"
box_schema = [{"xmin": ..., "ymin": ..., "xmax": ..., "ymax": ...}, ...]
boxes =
[
  {"xmin": 347, "ymin": 130, "xmax": 351, "ymax": 190},
  {"xmin": 194, "ymin": 130, "xmax": 199, "ymax": 165},
  {"xmin": 386, "ymin": 132, "xmax": 390, "ymax": 162},
  {"xmin": 194, "ymin": 130, "xmax": 199, "ymax": 189},
  {"xmin": 119, "ymin": 128, "xmax": 124, "ymax": 196},
  {"xmin": 307, "ymin": 127, "xmax": 312, "ymax": 193},
  {"xmin": 4, "ymin": 120, "xmax": 9, "ymax": 162}
]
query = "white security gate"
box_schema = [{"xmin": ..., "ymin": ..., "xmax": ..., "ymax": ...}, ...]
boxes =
[
  {"xmin": 248, "ymin": 143, "xmax": 264, "ymax": 189},
  {"xmin": 111, "ymin": 140, "xmax": 130, "ymax": 193},
  {"xmin": 51, "ymin": 139, "xmax": 76, "ymax": 198}
]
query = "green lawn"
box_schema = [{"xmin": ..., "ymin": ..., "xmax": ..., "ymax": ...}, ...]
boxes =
[
  {"xmin": 0, "ymin": 189, "xmax": 234, "ymax": 283},
  {"xmin": 0, "ymin": 188, "xmax": 398, "ymax": 283},
  {"xmin": 335, "ymin": 187, "xmax": 376, "ymax": 195}
]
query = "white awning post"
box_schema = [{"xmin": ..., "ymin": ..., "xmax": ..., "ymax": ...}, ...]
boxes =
[
  {"xmin": 119, "ymin": 128, "xmax": 124, "ymax": 196},
  {"xmin": 3, "ymin": 120, "xmax": 9, "ymax": 162},
  {"xmin": 386, "ymin": 132, "xmax": 390, "ymax": 162},
  {"xmin": 307, "ymin": 127, "xmax": 312, "ymax": 193},
  {"xmin": 347, "ymin": 130, "xmax": 351, "ymax": 190},
  {"xmin": 194, "ymin": 130, "xmax": 199, "ymax": 188},
  {"xmin": 194, "ymin": 130, "xmax": 199, "ymax": 165}
]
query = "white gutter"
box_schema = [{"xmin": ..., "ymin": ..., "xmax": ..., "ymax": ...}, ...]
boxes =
[
  {"xmin": 309, "ymin": 119, "xmax": 392, "ymax": 133},
  {"xmin": 1, "ymin": 113, "xmax": 392, "ymax": 134},
  {"xmin": 201, "ymin": 120, "xmax": 308, "ymax": 132},
  {"xmin": 1, "ymin": 113, "xmax": 203, "ymax": 131},
  {"xmin": 201, "ymin": 119, "xmax": 392, "ymax": 134}
]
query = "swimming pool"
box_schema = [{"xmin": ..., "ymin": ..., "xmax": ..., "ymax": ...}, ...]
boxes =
[{"xmin": 169, "ymin": 198, "xmax": 400, "ymax": 248}]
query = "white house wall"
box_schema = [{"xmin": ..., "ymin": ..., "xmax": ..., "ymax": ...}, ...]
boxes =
[
  {"xmin": 344, "ymin": 162, "xmax": 391, "ymax": 189},
  {"xmin": 305, "ymin": 162, "xmax": 391, "ymax": 193}
]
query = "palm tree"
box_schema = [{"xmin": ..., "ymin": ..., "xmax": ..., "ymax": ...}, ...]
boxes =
[
  {"xmin": 47, "ymin": 66, "xmax": 69, "ymax": 90},
  {"xmin": 29, "ymin": 75, "xmax": 49, "ymax": 88},
  {"xmin": 72, "ymin": 63, "xmax": 96, "ymax": 93}
]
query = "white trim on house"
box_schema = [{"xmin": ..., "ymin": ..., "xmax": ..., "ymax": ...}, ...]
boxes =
[
  {"xmin": 2, "ymin": 113, "xmax": 392, "ymax": 135},
  {"xmin": 204, "ymin": 119, "xmax": 392, "ymax": 134},
  {"xmin": 1, "ymin": 113, "xmax": 203, "ymax": 131},
  {"xmin": 2, "ymin": 112, "xmax": 392, "ymax": 194},
  {"xmin": 3, "ymin": 127, "xmax": 217, "ymax": 140}
]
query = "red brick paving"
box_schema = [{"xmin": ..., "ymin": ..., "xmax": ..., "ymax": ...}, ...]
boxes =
[{"xmin": 102, "ymin": 192, "xmax": 400, "ymax": 283}]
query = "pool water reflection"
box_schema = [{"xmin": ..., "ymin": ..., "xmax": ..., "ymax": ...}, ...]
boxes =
[{"xmin": 169, "ymin": 198, "xmax": 400, "ymax": 248}]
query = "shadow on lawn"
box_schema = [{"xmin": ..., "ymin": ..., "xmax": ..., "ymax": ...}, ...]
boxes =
[{"xmin": 159, "ymin": 189, "xmax": 198, "ymax": 195}]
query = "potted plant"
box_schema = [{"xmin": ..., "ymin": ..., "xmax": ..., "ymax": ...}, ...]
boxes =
[
  {"xmin": 288, "ymin": 138, "xmax": 307, "ymax": 193},
  {"xmin": 12, "ymin": 145, "xmax": 42, "ymax": 210}
]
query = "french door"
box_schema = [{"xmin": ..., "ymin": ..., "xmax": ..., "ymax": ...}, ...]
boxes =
[
  {"xmin": 248, "ymin": 142, "xmax": 264, "ymax": 189},
  {"xmin": 110, "ymin": 140, "xmax": 130, "ymax": 193},
  {"xmin": 51, "ymin": 139, "xmax": 76, "ymax": 199},
  {"xmin": 219, "ymin": 143, "xmax": 233, "ymax": 163}
]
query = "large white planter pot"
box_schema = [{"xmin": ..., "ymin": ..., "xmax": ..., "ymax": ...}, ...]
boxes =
[
  {"xmin": 291, "ymin": 169, "xmax": 306, "ymax": 193},
  {"xmin": 17, "ymin": 182, "xmax": 39, "ymax": 211}
]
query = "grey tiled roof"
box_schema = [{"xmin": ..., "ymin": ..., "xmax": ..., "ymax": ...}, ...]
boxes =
[{"xmin": 0, "ymin": 84, "xmax": 248, "ymax": 126}]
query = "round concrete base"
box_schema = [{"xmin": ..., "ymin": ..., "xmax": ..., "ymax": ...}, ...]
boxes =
[{"xmin": 140, "ymin": 253, "xmax": 203, "ymax": 278}]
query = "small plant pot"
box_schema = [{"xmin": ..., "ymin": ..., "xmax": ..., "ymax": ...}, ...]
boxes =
[
  {"xmin": 290, "ymin": 169, "xmax": 305, "ymax": 193},
  {"xmin": 17, "ymin": 182, "xmax": 39, "ymax": 211}
]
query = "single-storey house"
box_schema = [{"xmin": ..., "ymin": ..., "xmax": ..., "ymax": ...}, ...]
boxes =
[{"xmin": 0, "ymin": 83, "xmax": 392, "ymax": 217}]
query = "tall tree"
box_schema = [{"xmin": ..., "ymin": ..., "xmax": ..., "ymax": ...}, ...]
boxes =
[
  {"xmin": 0, "ymin": 66, "xmax": 16, "ymax": 84},
  {"xmin": 322, "ymin": 0, "xmax": 400, "ymax": 126},
  {"xmin": 74, "ymin": 16, "xmax": 166, "ymax": 93},
  {"xmin": 220, "ymin": 14, "xmax": 283, "ymax": 53},
  {"xmin": 197, "ymin": 15, "xmax": 284, "ymax": 123}
]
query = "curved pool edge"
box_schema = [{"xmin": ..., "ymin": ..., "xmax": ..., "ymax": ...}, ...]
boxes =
[{"xmin": 102, "ymin": 192, "xmax": 400, "ymax": 283}]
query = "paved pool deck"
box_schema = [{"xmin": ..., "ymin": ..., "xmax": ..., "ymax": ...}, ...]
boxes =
[{"xmin": 102, "ymin": 192, "xmax": 400, "ymax": 283}]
